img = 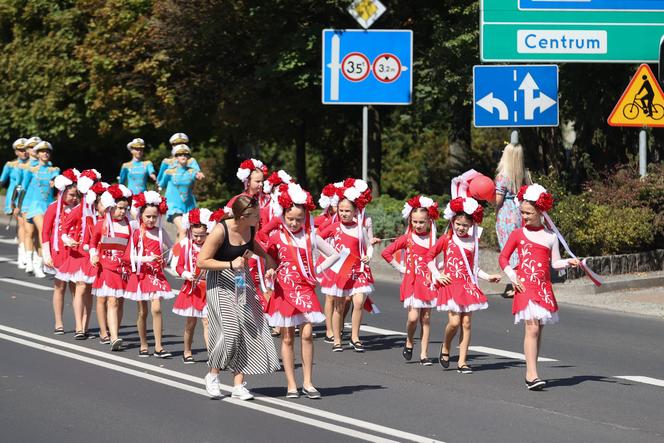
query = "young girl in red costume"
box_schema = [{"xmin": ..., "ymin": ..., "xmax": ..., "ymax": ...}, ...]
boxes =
[
  {"xmin": 59, "ymin": 169, "xmax": 103, "ymax": 339},
  {"xmin": 264, "ymin": 183, "xmax": 339, "ymax": 398},
  {"xmin": 172, "ymin": 208, "xmax": 215, "ymax": 364},
  {"xmin": 125, "ymin": 190, "xmax": 174, "ymax": 358},
  {"xmin": 382, "ymin": 195, "xmax": 440, "ymax": 365},
  {"xmin": 90, "ymin": 183, "xmax": 133, "ymax": 351},
  {"xmin": 224, "ymin": 158, "xmax": 269, "ymax": 216},
  {"xmin": 426, "ymin": 196, "xmax": 501, "ymax": 373},
  {"xmin": 499, "ymin": 184, "xmax": 583, "ymax": 390},
  {"xmin": 42, "ymin": 169, "xmax": 79, "ymax": 336},
  {"xmin": 319, "ymin": 178, "xmax": 374, "ymax": 353}
]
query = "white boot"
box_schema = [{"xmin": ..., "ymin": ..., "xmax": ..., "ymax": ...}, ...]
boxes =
[
  {"xmin": 17, "ymin": 244, "xmax": 26, "ymax": 270},
  {"xmin": 33, "ymin": 254, "xmax": 46, "ymax": 279},
  {"xmin": 25, "ymin": 250, "xmax": 34, "ymax": 273}
]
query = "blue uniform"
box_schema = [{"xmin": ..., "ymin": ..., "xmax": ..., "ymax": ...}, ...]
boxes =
[
  {"xmin": 159, "ymin": 165, "xmax": 197, "ymax": 220},
  {"xmin": 0, "ymin": 158, "xmax": 29, "ymax": 214},
  {"xmin": 21, "ymin": 163, "xmax": 60, "ymax": 219},
  {"xmin": 119, "ymin": 159, "xmax": 155, "ymax": 195},
  {"xmin": 156, "ymin": 157, "xmax": 200, "ymax": 183}
]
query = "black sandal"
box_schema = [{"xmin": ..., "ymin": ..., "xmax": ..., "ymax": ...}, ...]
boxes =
[
  {"xmin": 271, "ymin": 328, "xmax": 281, "ymax": 337},
  {"xmin": 525, "ymin": 378, "xmax": 546, "ymax": 390},
  {"xmin": 53, "ymin": 327, "xmax": 64, "ymax": 335},
  {"xmin": 74, "ymin": 331, "xmax": 86, "ymax": 340},
  {"xmin": 332, "ymin": 344, "xmax": 343, "ymax": 352},
  {"xmin": 350, "ymin": 340, "xmax": 365, "ymax": 353},
  {"xmin": 439, "ymin": 347, "xmax": 450, "ymax": 369},
  {"xmin": 402, "ymin": 345, "xmax": 413, "ymax": 361},
  {"xmin": 420, "ymin": 357, "xmax": 432, "ymax": 366}
]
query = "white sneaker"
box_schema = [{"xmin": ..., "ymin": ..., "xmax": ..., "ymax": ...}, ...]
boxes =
[
  {"xmin": 204, "ymin": 372, "xmax": 223, "ymax": 398},
  {"xmin": 25, "ymin": 250, "xmax": 34, "ymax": 273},
  {"xmin": 17, "ymin": 245, "xmax": 26, "ymax": 269},
  {"xmin": 33, "ymin": 256, "xmax": 46, "ymax": 278},
  {"xmin": 231, "ymin": 382, "xmax": 254, "ymax": 401}
]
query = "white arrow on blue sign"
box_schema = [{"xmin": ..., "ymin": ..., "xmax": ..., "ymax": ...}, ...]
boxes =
[
  {"xmin": 473, "ymin": 65, "xmax": 559, "ymax": 128},
  {"xmin": 322, "ymin": 29, "xmax": 413, "ymax": 105}
]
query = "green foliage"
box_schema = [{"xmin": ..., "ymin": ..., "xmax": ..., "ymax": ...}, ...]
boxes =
[{"xmin": 365, "ymin": 194, "xmax": 405, "ymax": 239}]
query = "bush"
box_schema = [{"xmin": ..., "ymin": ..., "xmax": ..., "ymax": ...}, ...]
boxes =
[{"xmin": 365, "ymin": 195, "xmax": 405, "ymax": 239}]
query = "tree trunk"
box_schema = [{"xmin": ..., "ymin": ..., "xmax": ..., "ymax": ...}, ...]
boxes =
[
  {"xmin": 296, "ymin": 118, "xmax": 307, "ymax": 188},
  {"xmin": 369, "ymin": 106, "xmax": 381, "ymax": 196}
]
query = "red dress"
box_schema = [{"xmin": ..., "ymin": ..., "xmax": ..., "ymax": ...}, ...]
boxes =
[
  {"xmin": 124, "ymin": 228, "xmax": 173, "ymax": 301},
  {"xmin": 426, "ymin": 235, "xmax": 488, "ymax": 313},
  {"xmin": 172, "ymin": 239, "xmax": 207, "ymax": 318},
  {"xmin": 90, "ymin": 217, "xmax": 131, "ymax": 297},
  {"xmin": 319, "ymin": 221, "xmax": 374, "ymax": 297},
  {"xmin": 57, "ymin": 203, "xmax": 97, "ymax": 284},
  {"xmin": 265, "ymin": 228, "xmax": 325, "ymax": 327},
  {"xmin": 381, "ymin": 232, "xmax": 437, "ymax": 308},
  {"xmin": 41, "ymin": 201, "xmax": 71, "ymax": 275},
  {"xmin": 499, "ymin": 228, "xmax": 559, "ymax": 324}
]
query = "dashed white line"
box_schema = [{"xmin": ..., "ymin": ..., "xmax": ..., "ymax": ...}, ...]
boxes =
[
  {"xmin": 0, "ymin": 278, "xmax": 52, "ymax": 291},
  {"xmin": 614, "ymin": 376, "xmax": 664, "ymax": 388},
  {"xmin": 469, "ymin": 345, "xmax": 558, "ymax": 362}
]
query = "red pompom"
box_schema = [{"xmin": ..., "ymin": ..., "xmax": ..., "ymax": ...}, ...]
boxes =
[
  {"xmin": 449, "ymin": 197, "xmax": 464, "ymax": 213},
  {"xmin": 305, "ymin": 192, "xmax": 316, "ymax": 211},
  {"xmin": 407, "ymin": 195, "xmax": 421, "ymax": 209},
  {"xmin": 472, "ymin": 205, "xmax": 484, "ymax": 224},
  {"xmin": 90, "ymin": 181, "xmax": 107, "ymax": 195},
  {"xmin": 428, "ymin": 202, "xmax": 441, "ymax": 220},
  {"xmin": 210, "ymin": 208, "xmax": 225, "ymax": 222},
  {"xmin": 239, "ymin": 159, "xmax": 255, "ymax": 170},
  {"xmin": 107, "ymin": 184, "xmax": 124, "ymax": 200},
  {"xmin": 158, "ymin": 200, "xmax": 168, "ymax": 215},
  {"xmin": 267, "ymin": 172, "xmax": 281, "ymax": 185},
  {"xmin": 517, "ymin": 185, "xmax": 528, "ymax": 202},
  {"xmin": 278, "ymin": 191, "xmax": 293, "ymax": 210},
  {"xmin": 62, "ymin": 169, "xmax": 78, "ymax": 182},
  {"xmin": 132, "ymin": 192, "xmax": 146, "ymax": 208},
  {"xmin": 355, "ymin": 189, "xmax": 372, "ymax": 210},
  {"xmin": 188, "ymin": 208, "xmax": 201, "ymax": 226},
  {"xmin": 536, "ymin": 193, "xmax": 554, "ymax": 212},
  {"xmin": 343, "ymin": 178, "xmax": 356, "ymax": 188},
  {"xmin": 322, "ymin": 184, "xmax": 336, "ymax": 197},
  {"xmin": 260, "ymin": 165, "xmax": 269, "ymax": 176}
]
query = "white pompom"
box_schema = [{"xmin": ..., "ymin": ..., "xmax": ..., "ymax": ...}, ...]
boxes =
[
  {"xmin": 401, "ymin": 203, "xmax": 413, "ymax": 219},
  {"xmin": 100, "ymin": 192, "xmax": 116, "ymax": 210},
  {"xmin": 236, "ymin": 168, "xmax": 250, "ymax": 182},
  {"xmin": 443, "ymin": 203, "xmax": 455, "ymax": 221},
  {"xmin": 77, "ymin": 176, "xmax": 94, "ymax": 194},
  {"xmin": 319, "ymin": 195, "xmax": 331, "ymax": 209},
  {"xmin": 522, "ymin": 184, "xmax": 547, "ymax": 202},
  {"xmin": 53, "ymin": 176, "xmax": 72, "ymax": 192},
  {"xmin": 354, "ymin": 180, "xmax": 368, "ymax": 192},
  {"xmin": 419, "ymin": 196, "xmax": 434, "ymax": 208},
  {"xmin": 344, "ymin": 187, "xmax": 360, "ymax": 201},
  {"xmin": 463, "ymin": 198, "xmax": 479, "ymax": 216}
]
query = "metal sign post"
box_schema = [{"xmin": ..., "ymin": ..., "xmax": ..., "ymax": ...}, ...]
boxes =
[{"xmin": 639, "ymin": 129, "xmax": 647, "ymax": 177}]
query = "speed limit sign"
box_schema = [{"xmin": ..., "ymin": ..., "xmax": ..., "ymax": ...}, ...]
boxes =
[{"xmin": 341, "ymin": 52, "xmax": 370, "ymax": 82}]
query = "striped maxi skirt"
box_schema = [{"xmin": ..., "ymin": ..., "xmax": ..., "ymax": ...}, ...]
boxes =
[{"xmin": 206, "ymin": 267, "xmax": 280, "ymax": 375}]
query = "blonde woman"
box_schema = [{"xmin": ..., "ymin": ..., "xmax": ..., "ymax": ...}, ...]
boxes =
[{"xmin": 494, "ymin": 143, "xmax": 530, "ymax": 297}]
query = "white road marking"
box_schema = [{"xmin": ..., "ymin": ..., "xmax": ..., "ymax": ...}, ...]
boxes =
[
  {"xmin": 0, "ymin": 238, "xmax": 16, "ymax": 245},
  {"xmin": 0, "ymin": 256, "xmax": 15, "ymax": 263},
  {"xmin": 345, "ymin": 322, "xmax": 407, "ymax": 336},
  {"xmin": 614, "ymin": 376, "xmax": 664, "ymax": 388},
  {"xmin": 469, "ymin": 346, "xmax": 558, "ymax": 362},
  {"xmin": 0, "ymin": 278, "xmax": 52, "ymax": 291},
  {"xmin": 0, "ymin": 324, "xmax": 444, "ymax": 443},
  {"xmin": 0, "ymin": 331, "xmax": 401, "ymax": 443}
]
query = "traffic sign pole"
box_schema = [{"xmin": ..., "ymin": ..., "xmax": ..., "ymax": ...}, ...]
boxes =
[
  {"xmin": 362, "ymin": 106, "xmax": 369, "ymax": 182},
  {"xmin": 659, "ymin": 35, "xmax": 664, "ymax": 86},
  {"xmin": 510, "ymin": 129, "xmax": 519, "ymax": 145},
  {"xmin": 639, "ymin": 129, "xmax": 647, "ymax": 177}
]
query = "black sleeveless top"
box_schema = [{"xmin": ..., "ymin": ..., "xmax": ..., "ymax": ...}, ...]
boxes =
[{"xmin": 213, "ymin": 219, "xmax": 255, "ymax": 261}]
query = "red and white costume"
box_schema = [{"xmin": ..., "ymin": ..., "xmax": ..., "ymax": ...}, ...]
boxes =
[
  {"xmin": 498, "ymin": 184, "xmax": 583, "ymax": 325},
  {"xmin": 90, "ymin": 184, "xmax": 134, "ymax": 297},
  {"xmin": 58, "ymin": 170, "xmax": 104, "ymax": 284},
  {"xmin": 124, "ymin": 191, "xmax": 173, "ymax": 301},
  {"xmin": 41, "ymin": 169, "xmax": 80, "ymax": 278},
  {"xmin": 264, "ymin": 183, "xmax": 338, "ymax": 327},
  {"xmin": 382, "ymin": 195, "xmax": 441, "ymax": 309},
  {"xmin": 427, "ymin": 197, "xmax": 491, "ymax": 313},
  {"xmin": 172, "ymin": 208, "xmax": 215, "ymax": 318}
]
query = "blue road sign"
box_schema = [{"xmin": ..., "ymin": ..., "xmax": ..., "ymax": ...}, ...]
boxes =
[
  {"xmin": 519, "ymin": 0, "xmax": 664, "ymax": 11},
  {"xmin": 322, "ymin": 29, "xmax": 413, "ymax": 105},
  {"xmin": 473, "ymin": 65, "xmax": 559, "ymax": 128}
]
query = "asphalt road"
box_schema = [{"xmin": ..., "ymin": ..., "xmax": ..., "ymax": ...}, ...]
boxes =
[{"xmin": 0, "ymin": 234, "xmax": 662, "ymax": 443}]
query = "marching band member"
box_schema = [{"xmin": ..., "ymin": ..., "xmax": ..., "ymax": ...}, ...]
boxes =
[
  {"xmin": 119, "ymin": 138, "xmax": 157, "ymax": 195},
  {"xmin": 21, "ymin": 140, "xmax": 59, "ymax": 278},
  {"xmin": 156, "ymin": 132, "xmax": 202, "ymax": 183},
  {"xmin": 1, "ymin": 138, "xmax": 30, "ymax": 268},
  {"xmin": 159, "ymin": 143, "xmax": 203, "ymax": 241},
  {"xmin": 382, "ymin": 195, "xmax": 440, "ymax": 366},
  {"xmin": 172, "ymin": 208, "xmax": 215, "ymax": 363}
]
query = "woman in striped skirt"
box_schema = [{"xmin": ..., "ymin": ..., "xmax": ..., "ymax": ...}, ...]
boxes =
[{"xmin": 197, "ymin": 195, "xmax": 280, "ymax": 400}]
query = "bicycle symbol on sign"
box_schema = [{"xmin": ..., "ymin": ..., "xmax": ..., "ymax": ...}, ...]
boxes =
[{"xmin": 622, "ymin": 75, "xmax": 664, "ymax": 121}]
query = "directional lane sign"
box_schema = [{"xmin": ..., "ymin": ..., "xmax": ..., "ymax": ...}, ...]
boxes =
[
  {"xmin": 473, "ymin": 65, "xmax": 559, "ymax": 128},
  {"xmin": 322, "ymin": 29, "xmax": 413, "ymax": 105}
]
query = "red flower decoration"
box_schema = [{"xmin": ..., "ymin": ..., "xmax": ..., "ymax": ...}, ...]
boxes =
[
  {"xmin": 428, "ymin": 202, "xmax": 441, "ymax": 220},
  {"xmin": 304, "ymin": 192, "xmax": 316, "ymax": 211},
  {"xmin": 259, "ymin": 165, "xmax": 269, "ymax": 176},
  {"xmin": 239, "ymin": 159, "xmax": 255, "ymax": 170},
  {"xmin": 80, "ymin": 169, "xmax": 101, "ymax": 180},
  {"xmin": 535, "ymin": 193, "xmax": 554, "ymax": 212},
  {"xmin": 278, "ymin": 190, "xmax": 294, "ymax": 210},
  {"xmin": 407, "ymin": 195, "xmax": 421, "ymax": 208},
  {"xmin": 322, "ymin": 184, "xmax": 336, "ymax": 197},
  {"xmin": 107, "ymin": 184, "xmax": 124, "ymax": 200},
  {"xmin": 472, "ymin": 205, "xmax": 484, "ymax": 224},
  {"xmin": 267, "ymin": 172, "xmax": 281, "ymax": 185},
  {"xmin": 343, "ymin": 178, "xmax": 356, "ymax": 188},
  {"xmin": 210, "ymin": 208, "xmax": 225, "ymax": 222},
  {"xmin": 188, "ymin": 208, "xmax": 201, "ymax": 226},
  {"xmin": 355, "ymin": 189, "xmax": 373, "ymax": 210},
  {"xmin": 62, "ymin": 169, "xmax": 78, "ymax": 182},
  {"xmin": 132, "ymin": 192, "xmax": 146, "ymax": 208},
  {"xmin": 158, "ymin": 200, "xmax": 168, "ymax": 215},
  {"xmin": 449, "ymin": 197, "xmax": 464, "ymax": 213},
  {"xmin": 516, "ymin": 185, "xmax": 528, "ymax": 202},
  {"xmin": 90, "ymin": 181, "xmax": 107, "ymax": 195}
]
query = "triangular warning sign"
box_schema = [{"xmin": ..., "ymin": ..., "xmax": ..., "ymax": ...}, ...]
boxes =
[{"xmin": 608, "ymin": 64, "xmax": 664, "ymax": 128}]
